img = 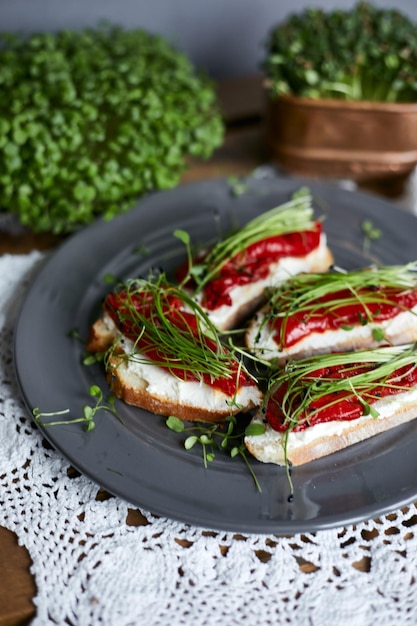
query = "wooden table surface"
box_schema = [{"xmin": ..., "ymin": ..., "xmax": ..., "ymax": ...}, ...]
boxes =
[{"xmin": 0, "ymin": 74, "xmax": 269, "ymax": 626}]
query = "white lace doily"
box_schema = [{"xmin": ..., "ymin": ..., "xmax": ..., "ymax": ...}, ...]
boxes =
[{"xmin": 1, "ymin": 251, "xmax": 417, "ymax": 626}]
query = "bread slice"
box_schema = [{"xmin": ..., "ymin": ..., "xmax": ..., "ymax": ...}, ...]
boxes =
[
  {"xmin": 245, "ymin": 389, "xmax": 417, "ymax": 466},
  {"xmin": 245, "ymin": 264, "xmax": 417, "ymax": 364},
  {"xmin": 245, "ymin": 345, "xmax": 417, "ymax": 466},
  {"xmin": 87, "ymin": 312, "xmax": 263, "ymax": 423},
  {"xmin": 87, "ymin": 314, "xmax": 118, "ymax": 353},
  {"xmin": 198, "ymin": 234, "xmax": 334, "ymax": 331},
  {"xmin": 176, "ymin": 188, "xmax": 334, "ymax": 331}
]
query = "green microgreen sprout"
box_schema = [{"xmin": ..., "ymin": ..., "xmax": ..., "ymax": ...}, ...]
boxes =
[
  {"xmin": 33, "ymin": 385, "xmax": 123, "ymax": 431},
  {"xmin": 103, "ymin": 273, "xmax": 117, "ymax": 285},
  {"xmin": 362, "ymin": 219, "xmax": 382, "ymax": 254},
  {"xmin": 269, "ymin": 343, "xmax": 417, "ymax": 432},
  {"xmin": 83, "ymin": 351, "xmax": 106, "ymax": 366},
  {"xmin": 166, "ymin": 414, "xmax": 265, "ymax": 491},
  {"xmin": 133, "ymin": 243, "xmax": 150, "ymax": 256},
  {"xmin": 68, "ymin": 328, "xmax": 83, "ymax": 342},
  {"xmin": 256, "ymin": 262, "xmax": 417, "ymax": 354},
  {"xmin": 228, "ymin": 175, "xmax": 248, "ymax": 196},
  {"xmin": 176, "ymin": 187, "xmax": 317, "ymax": 293},
  {"xmin": 174, "ymin": 229, "xmax": 194, "ymax": 284},
  {"xmin": 69, "ymin": 328, "xmax": 107, "ymax": 364},
  {"xmin": 371, "ymin": 327, "xmax": 387, "ymax": 343},
  {"xmin": 105, "ymin": 273, "xmax": 255, "ymax": 386}
]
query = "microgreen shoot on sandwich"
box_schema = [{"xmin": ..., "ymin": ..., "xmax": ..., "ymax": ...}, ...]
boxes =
[
  {"xmin": 175, "ymin": 187, "xmax": 318, "ymax": 292},
  {"xmin": 260, "ymin": 261, "xmax": 417, "ymax": 347},
  {"xmin": 261, "ymin": 342, "xmax": 417, "ymax": 491},
  {"xmin": 267, "ymin": 342, "xmax": 417, "ymax": 431},
  {"xmin": 104, "ymin": 274, "xmax": 255, "ymax": 389}
]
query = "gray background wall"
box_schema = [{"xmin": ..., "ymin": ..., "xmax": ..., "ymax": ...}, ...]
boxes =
[{"xmin": 1, "ymin": 0, "xmax": 416, "ymax": 79}]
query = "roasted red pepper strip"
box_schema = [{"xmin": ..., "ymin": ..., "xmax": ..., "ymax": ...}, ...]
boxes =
[
  {"xmin": 104, "ymin": 289, "xmax": 254, "ymax": 395},
  {"xmin": 266, "ymin": 362, "xmax": 417, "ymax": 432},
  {"xmin": 273, "ymin": 286, "xmax": 417, "ymax": 348},
  {"xmin": 177, "ymin": 224, "xmax": 322, "ymax": 310}
]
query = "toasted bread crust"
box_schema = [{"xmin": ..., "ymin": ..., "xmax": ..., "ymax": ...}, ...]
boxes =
[
  {"xmin": 107, "ymin": 354, "xmax": 260, "ymax": 422},
  {"xmin": 86, "ymin": 317, "xmax": 118, "ymax": 353}
]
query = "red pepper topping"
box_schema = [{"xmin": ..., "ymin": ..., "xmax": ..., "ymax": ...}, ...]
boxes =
[
  {"xmin": 266, "ymin": 361, "xmax": 417, "ymax": 432},
  {"xmin": 273, "ymin": 286, "xmax": 417, "ymax": 348},
  {"xmin": 203, "ymin": 226, "xmax": 322, "ymax": 310},
  {"xmin": 177, "ymin": 223, "xmax": 322, "ymax": 310},
  {"xmin": 104, "ymin": 288, "xmax": 254, "ymax": 395}
]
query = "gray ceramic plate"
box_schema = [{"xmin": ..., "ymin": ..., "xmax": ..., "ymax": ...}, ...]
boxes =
[{"xmin": 14, "ymin": 175, "xmax": 417, "ymax": 534}]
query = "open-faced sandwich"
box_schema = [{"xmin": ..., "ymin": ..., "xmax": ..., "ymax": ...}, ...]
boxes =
[
  {"xmin": 245, "ymin": 343, "xmax": 417, "ymax": 466},
  {"xmin": 86, "ymin": 274, "xmax": 263, "ymax": 422},
  {"xmin": 176, "ymin": 188, "xmax": 333, "ymax": 331},
  {"xmin": 246, "ymin": 263, "xmax": 417, "ymax": 365}
]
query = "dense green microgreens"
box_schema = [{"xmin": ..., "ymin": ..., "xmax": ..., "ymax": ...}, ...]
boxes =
[
  {"xmin": 0, "ymin": 25, "xmax": 224, "ymax": 233},
  {"xmin": 166, "ymin": 414, "xmax": 265, "ymax": 491},
  {"xmin": 105, "ymin": 273, "xmax": 254, "ymax": 386},
  {"xmin": 260, "ymin": 262, "xmax": 417, "ymax": 348},
  {"xmin": 268, "ymin": 343, "xmax": 417, "ymax": 432},
  {"xmin": 176, "ymin": 187, "xmax": 317, "ymax": 292},
  {"xmin": 33, "ymin": 385, "xmax": 122, "ymax": 431},
  {"xmin": 263, "ymin": 2, "xmax": 417, "ymax": 102}
]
